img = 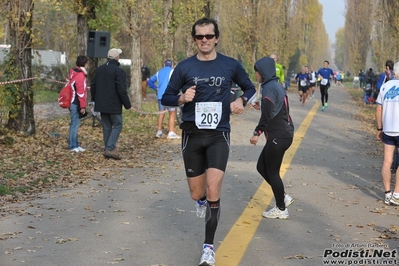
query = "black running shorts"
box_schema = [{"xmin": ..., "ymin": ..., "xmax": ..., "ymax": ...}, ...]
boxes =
[
  {"xmin": 382, "ymin": 133, "xmax": 399, "ymax": 147},
  {"xmin": 298, "ymin": 85, "xmax": 309, "ymax": 93},
  {"xmin": 180, "ymin": 122, "xmax": 230, "ymax": 177}
]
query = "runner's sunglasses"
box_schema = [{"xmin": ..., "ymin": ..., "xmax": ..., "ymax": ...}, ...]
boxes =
[{"xmin": 194, "ymin": 34, "xmax": 216, "ymax": 40}]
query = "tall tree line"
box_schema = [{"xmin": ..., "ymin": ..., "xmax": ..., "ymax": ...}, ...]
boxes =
[
  {"xmin": 335, "ymin": 0, "xmax": 399, "ymax": 74},
  {"xmin": 371, "ymin": 0, "xmax": 399, "ymax": 70},
  {"xmin": 0, "ymin": 0, "xmax": 330, "ymax": 134},
  {"xmin": 30, "ymin": 0, "xmax": 329, "ymax": 75}
]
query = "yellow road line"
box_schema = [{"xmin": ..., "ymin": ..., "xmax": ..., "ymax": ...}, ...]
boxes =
[{"xmin": 216, "ymin": 101, "xmax": 320, "ymax": 265}]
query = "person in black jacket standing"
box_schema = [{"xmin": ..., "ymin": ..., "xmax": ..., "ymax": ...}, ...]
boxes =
[
  {"xmin": 91, "ymin": 48, "xmax": 132, "ymax": 160},
  {"xmin": 250, "ymin": 57, "xmax": 295, "ymax": 219},
  {"xmin": 141, "ymin": 59, "xmax": 151, "ymax": 100}
]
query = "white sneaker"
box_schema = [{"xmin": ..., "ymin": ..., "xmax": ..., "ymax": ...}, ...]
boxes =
[
  {"xmin": 384, "ymin": 193, "xmax": 392, "ymax": 205},
  {"xmin": 199, "ymin": 246, "xmax": 215, "ymax": 266},
  {"xmin": 70, "ymin": 148, "xmax": 80, "ymax": 152},
  {"xmin": 196, "ymin": 200, "xmax": 207, "ymax": 218},
  {"xmin": 262, "ymin": 207, "xmax": 289, "ymax": 219},
  {"xmin": 284, "ymin": 194, "xmax": 294, "ymax": 207},
  {"xmin": 390, "ymin": 195, "xmax": 399, "ymax": 206},
  {"xmin": 77, "ymin": 147, "xmax": 85, "ymax": 152},
  {"xmin": 167, "ymin": 132, "xmax": 181, "ymax": 139},
  {"xmin": 155, "ymin": 130, "xmax": 163, "ymax": 138},
  {"xmin": 274, "ymin": 194, "xmax": 294, "ymax": 208}
]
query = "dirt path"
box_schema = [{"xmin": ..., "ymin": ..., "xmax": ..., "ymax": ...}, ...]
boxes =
[{"xmin": 33, "ymin": 102, "xmax": 69, "ymax": 120}]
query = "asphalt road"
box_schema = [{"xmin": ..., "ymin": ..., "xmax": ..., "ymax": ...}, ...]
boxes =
[{"xmin": 1, "ymin": 84, "xmax": 398, "ymax": 266}]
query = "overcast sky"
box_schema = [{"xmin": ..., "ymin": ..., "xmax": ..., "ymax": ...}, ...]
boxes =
[{"xmin": 319, "ymin": 0, "xmax": 346, "ymax": 43}]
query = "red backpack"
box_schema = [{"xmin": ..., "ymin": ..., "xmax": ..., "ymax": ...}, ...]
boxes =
[
  {"xmin": 58, "ymin": 69, "xmax": 77, "ymax": 109},
  {"xmin": 58, "ymin": 81, "xmax": 73, "ymax": 109}
]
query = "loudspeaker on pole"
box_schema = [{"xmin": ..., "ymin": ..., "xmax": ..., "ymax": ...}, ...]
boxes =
[{"xmin": 87, "ymin": 31, "xmax": 110, "ymax": 58}]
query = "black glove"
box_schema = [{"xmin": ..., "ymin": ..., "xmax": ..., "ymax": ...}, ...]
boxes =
[{"xmin": 79, "ymin": 108, "xmax": 88, "ymax": 118}]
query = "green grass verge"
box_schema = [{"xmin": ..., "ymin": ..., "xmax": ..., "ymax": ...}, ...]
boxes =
[{"xmin": 34, "ymin": 90, "xmax": 58, "ymax": 104}]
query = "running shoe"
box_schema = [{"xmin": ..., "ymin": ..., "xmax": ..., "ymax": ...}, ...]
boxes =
[
  {"xmin": 284, "ymin": 194, "xmax": 294, "ymax": 207},
  {"xmin": 325, "ymin": 102, "xmax": 328, "ymax": 107},
  {"xmin": 384, "ymin": 193, "xmax": 392, "ymax": 205},
  {"xmin": 167, "ymin": 131, "xmax": 181, "ymax": 139},
  {"xmin": 390, "ymin": 195, "xmax": 399, "ymax": 206},
  {"xmin": 196, "ymin": 200, "xmax": 207, "ymax": 218},
  {"xmin": 274, "ymin": 194, "xmax": 294, "ymax": 208},
  {"xmin": 156, "ymin": 130, "xmax": 163, "ymax": 138},
  {"xmin": 199, "ymin": 246, "xmax": 215, "ymax": 266},
  {"xmin": 322, "ymin": 106, "xmax": 325, "ymax": 111},
  {"xmin": 262, "ymin": 207, "xmax": 289, "ymax": 219},
  {"xmin": 77, "ymin": 147, "xmax": 85, "ymax": 152}
]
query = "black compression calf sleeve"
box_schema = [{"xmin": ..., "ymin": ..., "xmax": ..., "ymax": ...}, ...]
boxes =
[{"xmin": 204, "ymin": 199, "xmax": 220, "ymax": 245}]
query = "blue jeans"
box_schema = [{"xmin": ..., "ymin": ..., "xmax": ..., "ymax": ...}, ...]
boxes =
[
  {"xmin": 68, "ymin": 103, "xmax": 81, "ymax": 149},
  {"xmin": 101, "ymin": 113, "xmax": 122, "ymax": 151}
]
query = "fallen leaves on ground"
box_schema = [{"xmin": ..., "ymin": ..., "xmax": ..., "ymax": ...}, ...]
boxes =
[{"xmin": 0, "ymin": 104, "xmax": 180, "ymax": 209}]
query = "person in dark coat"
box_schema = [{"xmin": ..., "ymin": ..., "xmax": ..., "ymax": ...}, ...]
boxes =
[
  {"xmin": 90, "ymin": 48, "xmax": 132, "ymax": 160},
  {"xmin": 141, "ymin": 60, "xmax": 151, "ymax": 100}
]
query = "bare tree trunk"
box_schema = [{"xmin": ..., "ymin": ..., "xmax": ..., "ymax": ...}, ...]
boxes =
[
  {"xmin": 203, "ymin": 1, "xmax": 211, "ymax": 17},
  {"xmin": 87, "ymin": 58, "xmax": 98, "ymax": 100},
  {"xmin": 163, "ymin": 0, "xmax": 173, "ymax": 59},
  {"xmin": 280, "ymin": 0, "xmax": 290, "ymax": 65},
  {"xmin": 185, "ymin": 35, "xmax": 193, "ymax": 58},
  {"xmin": 77, "ymin": 1, "xmax": 97, "ymax": 91},
  {"xmin": 6, "ymin": 0, "xmax": 35, "ymax": 135},
  {"xmin": 77, "ymin": 14, "xmax": 88, "ymax": 56},
  {"xmin": 128, "ymin": 4, "xmax": 142, "ymax": 109},
  {"xmin": 131, "ymin": 35, "xmax": 141, "ymax": 108}
]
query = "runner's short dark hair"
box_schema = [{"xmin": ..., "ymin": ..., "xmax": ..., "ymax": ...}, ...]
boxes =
[{"xmin": 191, "ymin": 17, "xmax": 220, "ymax": 39}]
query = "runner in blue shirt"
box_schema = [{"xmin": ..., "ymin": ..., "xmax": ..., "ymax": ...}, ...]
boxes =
[
  {"xmin": 316, "ymin": 60, "xmax": 334, "ymax": 111},
  {"xmin": 295, "ymin": 66, "xmax": 310, "ymax": 106},
  {"xmin": 161, "ymin": 17, "xmax": 256, "ymax": 266}
]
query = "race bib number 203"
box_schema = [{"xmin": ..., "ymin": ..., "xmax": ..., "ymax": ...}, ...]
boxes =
[{"xmin": 195, "ymin": 102, "xmax": 222, "ymax": 129}]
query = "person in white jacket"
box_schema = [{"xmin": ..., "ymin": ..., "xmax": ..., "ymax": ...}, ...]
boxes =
[{"xmin": 375, "ymin": 60, "xmax": 399, "ymax": 206}]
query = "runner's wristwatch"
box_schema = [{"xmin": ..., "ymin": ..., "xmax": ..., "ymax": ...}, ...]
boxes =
[
  {"xmin": 253, "ymin": 130, "xmax": 261, "ymax": 136},
  {"xmin": 240, "ymin": 96, "xmax": 248, "ymax": 107}
]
